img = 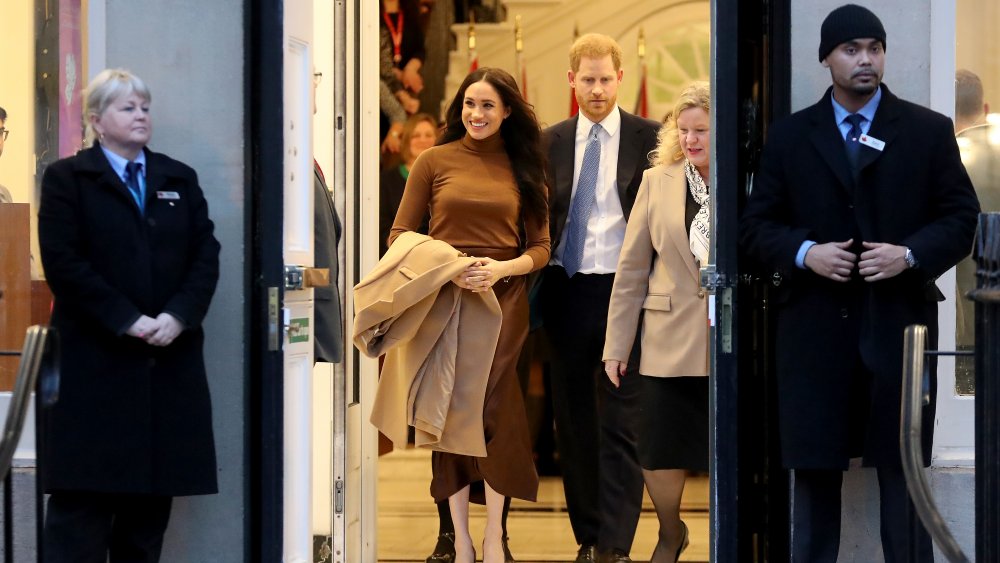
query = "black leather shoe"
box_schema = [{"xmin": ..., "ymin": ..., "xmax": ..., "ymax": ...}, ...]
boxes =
[
  {"xmin": 426, "ymin": 532, "xmax": 455, "ymax": 563},
  {"xmin": 574, "ymin": 544, "xmax": 598, "ymax": 563},
  {"xmin": 501, "ymin": 535, "xmax": 515, "ymax": 562},
  {"xmin": 597, "ymin": 549, "xmax": 632, "ymax": 563}
]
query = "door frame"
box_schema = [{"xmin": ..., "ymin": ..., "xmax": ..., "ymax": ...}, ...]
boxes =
[
  {"xmin": 247, "ymin": 0, "xmax": 285, "ymax": 560},
  {"xmin": 712, "ymin": 0, "xmax": 792, "ymax": 560}
]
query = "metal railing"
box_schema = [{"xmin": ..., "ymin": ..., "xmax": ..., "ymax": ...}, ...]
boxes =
[
  {"xmin": 901, "ymin": 325, "xmax": 971, "ymax": 563},
  {"xmin": 0, "ymin": 326, "xmax": 59, "ymax": 563}
]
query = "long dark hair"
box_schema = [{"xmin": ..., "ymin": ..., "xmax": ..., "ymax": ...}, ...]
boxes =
[{"xmin": 439, "ymin": 67, "xmax": 547, "ymax": 222}]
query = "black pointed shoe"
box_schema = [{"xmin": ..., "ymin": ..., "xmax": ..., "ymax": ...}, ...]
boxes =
[{"xmin": 426, "ymin": 532, "xmax": 456, "ymax": 563}]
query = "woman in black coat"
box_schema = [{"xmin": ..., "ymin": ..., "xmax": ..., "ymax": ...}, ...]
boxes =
[{"xmin": 37, "ymin": 68, "xmax": 220, "ymax": 563}]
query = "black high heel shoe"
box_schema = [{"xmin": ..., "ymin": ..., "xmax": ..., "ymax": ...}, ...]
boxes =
[
  {"xmin": 675, "ymin": 521, "xmax": 690, "ymax": 562},
  {"xmin": 426, "ymin": 532, "xmax": 456, "ymax": 563},
  {"xmin": 502, "ymin": 535, "xmax": 515, "ymax": 562}
]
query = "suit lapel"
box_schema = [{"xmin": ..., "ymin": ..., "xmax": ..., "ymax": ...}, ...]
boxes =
[
  {"xmin": 807, "ymin": 96, "xmax": 854, "ymax": 193},
  {"xmin": 616, "ymin": 112, "xmax": 641, "ymax": 206},
  {"xmin": 143, "ymin": 148, "xmax": 169, "ymax": 210},
  {"xmin": 664, "ymin": 164, "xmax": 700, "ymax": 283},
  {"xmin": 857, "ymin": 87, "xmax": 901, "ymax": 173},
  {"xmin": 554, "ymin": 117, "xmax": 578, "ymax": 214}
]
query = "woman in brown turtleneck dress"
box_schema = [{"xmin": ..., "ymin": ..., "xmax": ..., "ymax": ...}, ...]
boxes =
[{"xmin": 389, "ymin": 67, "xmax": 549, "ymax": 563}]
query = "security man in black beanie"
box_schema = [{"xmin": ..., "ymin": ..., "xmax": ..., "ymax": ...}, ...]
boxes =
[{"xmin": 741, "ymin": 4, "xmax": 980, "ymax": 562}]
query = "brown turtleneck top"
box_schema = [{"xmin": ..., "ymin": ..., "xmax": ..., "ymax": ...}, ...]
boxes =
[{"xmin": 388, "ymin": 132, "xmax": 550, "ymax": 270}]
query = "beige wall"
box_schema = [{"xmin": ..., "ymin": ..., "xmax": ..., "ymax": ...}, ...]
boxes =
[
  {"xmin": 957, "ymin": 0, "xmax": 1000, "ymax": 110},
  {"xmin": 0, "ymin": 0, "xmax": 35, "ymax": 205},
  {"xmin": 0, "ymin": 0, "xmax": 37, "ymax": 276}
]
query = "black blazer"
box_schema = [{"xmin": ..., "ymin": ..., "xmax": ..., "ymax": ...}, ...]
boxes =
[
  {"xmin": 38, "ymin": 143, "xmax": 220, "ymax": 495},
  {"xmin": 543, "ymin": 109, "xmax": 661, "ymax": 256},
  {"xmin": 740, "ymin": 85, "xmax": 980, "ymax": 469}
]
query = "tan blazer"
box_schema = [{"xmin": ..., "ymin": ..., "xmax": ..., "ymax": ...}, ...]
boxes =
[
  {"xmin": 353, "ymin": 232, "xmax": 502, "ymax": 456},
  {"xmin": 603, "ymin": 162, "xmax": 710, "ymax": 377}
]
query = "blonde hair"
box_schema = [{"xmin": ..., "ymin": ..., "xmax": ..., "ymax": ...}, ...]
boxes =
[
  {"xmin": 650, "ymin": 81, "xmax": 710, "ymax": 167},
  {"xmin": 83, "ymin": 69, "xmax": 152, "ymax": 147},
  {"xmin": 569, "ymin": 33, "xmax": 623, "ymax": 72}
]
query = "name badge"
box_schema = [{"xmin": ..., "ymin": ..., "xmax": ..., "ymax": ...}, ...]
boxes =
[
  {"xmin": 859, "ymin": 134, "xmax": 885, "ymax": 151},
  {"xmin": 156, "ymin": 191, "xmax": 180, "ymax": 200}
]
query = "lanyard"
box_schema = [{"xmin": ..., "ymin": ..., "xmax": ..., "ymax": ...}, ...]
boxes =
[{"xmin": 382, "ymin": 10, "xmax": 404, "ymax": 64}]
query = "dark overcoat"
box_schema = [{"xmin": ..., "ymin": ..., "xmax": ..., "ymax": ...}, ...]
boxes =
[
  {"xmin": 38, "ymin": 143, "xmax": 220, "ymax": 495},
  {"xmin": 740, "ymin": 85, "xmax": 980, "ymax": 469}
]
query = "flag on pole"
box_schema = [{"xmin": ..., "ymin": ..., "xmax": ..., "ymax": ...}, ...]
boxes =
[
  {"xmin": 634, "ymin": 28, "xmax": 649, "ymax": 118},
  {"xmin": 468, "ymin": 13, "xmax": 479, "ymax": 72}
]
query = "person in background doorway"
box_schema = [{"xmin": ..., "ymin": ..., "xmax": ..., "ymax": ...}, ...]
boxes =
[
  {"xmin": 0, "ymin": 106, "xmax": 12, "ymax": 203},
  {"xmin": 954, "ymin": 69, "xmax": 1000, "ymax": 385},
  {"xmin": 312, "ymin": 69, "xmax": 344, "ymax": 365},
  {"xmin": 603, "ymin": 82, "xmax": 711, "ymax": 563},
  {"xmin": 955, "ymin": 69, "xmax": 989, "ymax": 135},
  {"xmin": 38, "ymin": 68, "xmax": 221, "ymax": 563},
  {"xmin": 379, "ymin": 112, "xmax": 435, "ymax": 258},
  {"xmin": 540, "ymin": 33, "xmax": 660, "ymax": 563},
  {"xmin": 389, "ymin": 66, "xmax": 549, "ymax": 563},
  {"xmin": 740, "ymin": 5, "xmax": 980, "ymax": 562}
]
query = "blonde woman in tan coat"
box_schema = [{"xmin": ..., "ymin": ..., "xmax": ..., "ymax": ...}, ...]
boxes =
[{"xmin": 603, "ymin": 82, "xmax": 711, "ymax": 563}]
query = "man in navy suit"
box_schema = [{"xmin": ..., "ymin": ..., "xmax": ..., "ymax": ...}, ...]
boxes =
[
  {"xmin": 740, "ymin": 5, "xmax": 980, "ymax": 562},
  {"xmin": 540, "ymin": 33, "xmax": 660, "ymax": 563}
]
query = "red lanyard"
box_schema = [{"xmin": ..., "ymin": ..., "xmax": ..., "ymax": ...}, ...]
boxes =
[{"xmin": 383, "ymin": 10, "xmax": 404, "ymax": 64}]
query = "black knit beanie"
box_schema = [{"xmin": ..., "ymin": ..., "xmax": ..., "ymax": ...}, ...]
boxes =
[{"xmin": 818, "ymin": 4, "xmax": 886, "ymax": 62}]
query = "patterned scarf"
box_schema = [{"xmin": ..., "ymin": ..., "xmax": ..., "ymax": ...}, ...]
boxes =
[{"xmin": 684, "ymin": 159, "xmax": 711, "ymax": 266}]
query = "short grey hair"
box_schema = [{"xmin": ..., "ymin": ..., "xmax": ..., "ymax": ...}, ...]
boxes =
[{"xmin": 83, "ymin": 69, "xmax": 152, "ymax": 147}]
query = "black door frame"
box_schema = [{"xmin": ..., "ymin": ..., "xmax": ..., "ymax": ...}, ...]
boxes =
[
  {"xmin": 247, "ymin": 0, "xmax": 285, "ymax": 560},
  {"xmin": 713, "ymin": 0, "xmax": 791, "ymax": 560}
]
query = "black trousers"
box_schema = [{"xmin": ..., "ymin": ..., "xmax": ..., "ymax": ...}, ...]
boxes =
[
  {"xmin": 44, "ymin": 492, "xmax": 173, "ymax": 563},
  {"xmin": 792, "ymin": 466, "xmax": 934, "ymax": 563},
  {"xmin": 541, "ymin": 266, "xmax": 644, "ymax": 554}
]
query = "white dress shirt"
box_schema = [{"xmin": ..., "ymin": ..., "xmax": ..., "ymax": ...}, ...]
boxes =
[{"xmin": 553, "ymin": 105, "xmax": 626, "ymax": 274}]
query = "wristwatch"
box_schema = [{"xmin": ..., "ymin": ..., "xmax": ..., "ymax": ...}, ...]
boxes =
[{"xmin": 904, "ymin": 247, "xmax": 919, "ymax": 269}]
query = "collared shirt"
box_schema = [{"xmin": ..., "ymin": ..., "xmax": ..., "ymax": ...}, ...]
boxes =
[
  {"xmin": 552, "ymin": 105, "xmax": 626, "ymax": 273},
  {"xmin": 100, "ymin": 145, "xmax": 147, "ymax": 211},
  {"xmin": 795, "ymin": 87, "xmax": 883, "ymax": 269}
]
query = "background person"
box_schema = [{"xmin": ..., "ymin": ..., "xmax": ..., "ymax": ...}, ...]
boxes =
[
  {"xmin": 389, "ymin": 67, "xmax": 549, "ymax": 563},
  {"xmin": 0, "ymin": 106, "xmax": 11, "ymax": 203},
  {"xmin": 38, "ymin": 68, "xmax": 221, "ymax": 563},
  {"xmin": 739, "ymin": 5, "xmax": 980, "ymax": 561},
  {"xmin": 539, "ymin": 33, "xmax": 660, "ymax": 563},
  {"xmin": 379, "ymin": 112, "xmax": 436, "ymax": 258},
  {"xmin": 603, "ymin": 82, "xmax": 711, "ymax": 563}
]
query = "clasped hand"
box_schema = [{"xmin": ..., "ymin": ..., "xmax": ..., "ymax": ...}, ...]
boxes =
[
  {"xmin": 126, "ymin": 313, "xmax": 184, "ymax": 347},
  {"xmin": 452, "ymin": 258, "xmax": 508, "ymax": 292},
  {"xmin": 804, "ymin": 239, "xmax": 908, "ymax": 282}
]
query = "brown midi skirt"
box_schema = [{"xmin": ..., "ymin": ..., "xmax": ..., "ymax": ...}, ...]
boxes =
[{"xmin": 430, "ymin": 266, "xmax": 539, "ymax": 504}]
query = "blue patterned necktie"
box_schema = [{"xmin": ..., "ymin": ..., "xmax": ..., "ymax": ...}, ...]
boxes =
[
  {"xmin": 844, "ymin": 113, "xmax": 865, "ymax": 174},
  {"xmin": 562, "ymin": 123, "xmax": 602, "ymax": 277},
  {"xmin": 125, "ymin": 161, "xmax": 144, "ymax": 214}
]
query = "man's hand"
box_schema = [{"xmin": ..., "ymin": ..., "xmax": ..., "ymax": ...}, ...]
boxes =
[
  {"xmin": 603, "ymin": 360, "xmax": 627, "ymax": 388},
  {"xmin": 381, "ymin": 123, "xmax": 403, "ymax": 154},
  {"xmin": 804, "ymin": 239, "xmax": 857, "ymax": 282},
  {"xmin": 858, "ymin": 242, "xmax": 908, "ymax": 282}
]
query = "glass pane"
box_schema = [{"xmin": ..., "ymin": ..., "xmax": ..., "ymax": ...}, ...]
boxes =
[{"xmin": 954, "ymin": 0, "xmax": 1000, "ymax": 395}]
